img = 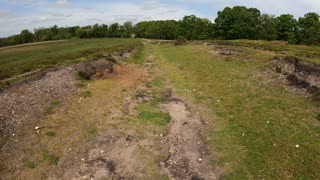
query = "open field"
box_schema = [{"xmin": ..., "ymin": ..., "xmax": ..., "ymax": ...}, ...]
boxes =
[
  {"xmin": 0, "ymin": 38, "xmax": 142, "ymax": 82},
  {"xmin": 0, "ymin": 39, "xmax": 319, "ymax": 179}
]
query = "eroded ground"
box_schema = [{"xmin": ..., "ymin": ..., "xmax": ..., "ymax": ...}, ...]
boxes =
[{"xmin": 1, "ymin": 40, "xmax": 320, "ymax": 179}]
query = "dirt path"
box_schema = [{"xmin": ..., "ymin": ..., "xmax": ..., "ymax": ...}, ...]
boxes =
[
  {"xmin": 0, "ymin": 42, "xmax": 218, "ymax": 179},
  {"xmin": 160, "ymin": 100, "xmax": 217, "ymax": 180}
]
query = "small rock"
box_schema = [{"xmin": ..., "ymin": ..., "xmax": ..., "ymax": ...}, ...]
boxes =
[
  {"xmin": 12, "ymin": 134, "xmax": 15, "ymax": 136},
  {"xmin": 35, "ymin": 127, "xmax": 40, "ymax": 130},
  {"xmin": 36, "ymin": 130, "xmax": 40, "ymax": 134},
  {"xmin": 100, "ymin": 150, "xmax": 104, "ymax": 153},
  {"xmin": 160, "ymin": 134, "xmax": 163, "ymax": 137},
  {"xmin": 198, "ymin": 158, "xmax": 203, "ymax": 162},
  {"xmin": 69, "ymin": 148, "xmax": 72, "ymax": 151},
  {"xmin": 296, "ymin": 145, "xmax": 300, "ymax": 148},
  {"xmin": 267, "ymin": 121, "xmax": 270, "ymax": 124},
  {"xmin": 81, "ymin": 158, "xmax": 85, "ymax": 161}
]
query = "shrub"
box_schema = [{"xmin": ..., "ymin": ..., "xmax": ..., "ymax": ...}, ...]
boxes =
[{"xmin": 175, "ymin": 36, "xmax": 187, "ymax": 45}]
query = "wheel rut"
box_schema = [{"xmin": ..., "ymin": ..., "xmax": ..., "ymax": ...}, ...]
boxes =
[{"xmin": 160, "ymin": 99, "xmax": 217, "ymax": 180}]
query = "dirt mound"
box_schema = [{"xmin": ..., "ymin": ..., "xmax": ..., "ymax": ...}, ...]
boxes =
[
  {"xmin": 0, "ymin": 66, "xmax": 78, "ymax": 136},
  {"xmin": 273, "ymin": 56, "xmax": 320, "ymax": 101},
  {"xmin": 210, "ymin": 47, "xmax": 242, "ymax": 56},
  {"xmin": 77, "ymin": 59, "xmax": 114, "ymax": 80},
  {"xmin": 102, "ymin": 47, "xmax": 135, "ymax": 61}
]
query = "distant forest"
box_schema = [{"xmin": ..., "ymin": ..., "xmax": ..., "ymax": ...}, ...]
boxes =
[{"xmin": 1, "ymin": 6, "xmax": 320, "ymax": 47}]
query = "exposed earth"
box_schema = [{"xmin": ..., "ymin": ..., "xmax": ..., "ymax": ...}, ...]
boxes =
[{"xmin": 0, "ymin": 40, "xmax": 320, "ymax": 179}]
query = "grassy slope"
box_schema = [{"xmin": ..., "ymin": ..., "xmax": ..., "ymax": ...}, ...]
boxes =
[
  {"xmin": 0, "ymin": 38, "xmax": 142, "ymax": 81},
  {"xmin": 153, "ymin": 42, "xmax": 320, "ymax": 179},
  {"xmin": 209, "ymin": 40, "xmax": 320, "ymax": 65}
]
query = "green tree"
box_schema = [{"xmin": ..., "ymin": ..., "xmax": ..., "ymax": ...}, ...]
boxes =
[
  {"xmin": 257, "ymin": 14, "xmax": 278, "ymax": 41},
  {"xmin": 299, "ymin": 12, "xmax": 320, "ymax": 45},
  {"xmin": 214, "ymin": 6, "xmax": 261, "ymax": 39},
  {"xmin": 178, "ymin": 15, "xmax": 212, "ymax": 40},
  {"xmin": 19, "ymin": 29, "xmax": 34, "ymax": 44},
  {"xmin": 109, "ymin": 23, "xmax": 120, "ymax": 38},
  {"xmin": 123, "ymin": 22, "xmax": 133, "ymax": 38},
  {"xmin": 276, "ymin": 14, "xmax": 300, "ymax": 44}
]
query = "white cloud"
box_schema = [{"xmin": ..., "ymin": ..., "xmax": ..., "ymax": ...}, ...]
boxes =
[{"xmin": 0, "ymin": 1, "xmax": 199, "ymax": 37}]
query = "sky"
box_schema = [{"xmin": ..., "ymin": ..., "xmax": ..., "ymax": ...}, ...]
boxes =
[{"xmin": 0, "ymin": 0, "xmax": 320, "ymax": 37}]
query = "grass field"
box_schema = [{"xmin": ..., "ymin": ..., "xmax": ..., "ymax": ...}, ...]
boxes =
[
  {"xmin": 207, "ymin": 39, "xmax": 320, "ymax": 65},
  {"xmin": 1, "ymin": 39, "xmax": 319, "ymax": 179},
  {"xmin": 0, "ymin": 38, "xmax": 142, "ymax": 81},
  {"xmin": 152, "ymin": 42, "xmax": 320, "ymax": 179}
]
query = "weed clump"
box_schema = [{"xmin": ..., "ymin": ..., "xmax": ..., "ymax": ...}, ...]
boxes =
[
  {"xmin": 45, "ymin": 131, "xmax": 56, "ymax": 137},
  {"xmin": 46, "ymin": 99, "xmax": 61, "ymax": 114},
  {"xmin": 43, "ymin": 151, "xmax": 59, "ymax": 165},
  {"xmin": 175, "ymin": 36, "xmax": 187, "ymax": 45},
  {"xmin": 24, "ymin": 160, "xmax": 36, "ymax": 169},
  {"xmin": 80, "ymin": 90, "xmax": 92, "ymax": 97},
  {"xmin": 86, "ymin": 126, "xmax": 97, "ymax": 136},
  {"xmin": 75, "ymin": 81, "xmax": 87, "ymax": 88}
]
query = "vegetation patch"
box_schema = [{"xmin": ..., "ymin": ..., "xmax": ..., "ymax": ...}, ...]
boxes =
[
  {"xmin": 154, "ymin": 43, "xmax": 320, "ymax": 178},
  {"xmin": 175, "ymin": 36, "xmax": 187, "ymax": 46},
  {"xmin": 45, "ymin": 131, "xmax": 56, "ymax": 137},
  {"xmin": 0, "ymin": 39, "xmax": 142, "ymax": 80},
  {"xmin": 24, "ymin": 160, "xmax": 36, "ymax": 169},
  {"xmin": 75, "ymin": 81, "xmax": 87, "ymax": 88},
  {"xmin": 42, "ymin": 151, "xmax": 59, "ymax": 165},
  {"xmin": 80, "ymin": 90, "xmax": 92, "ymax": 98},
  {"xmin": 137, "ymin": 101, "xmax": 171, "ymax": 126},
  {"xmin": 46, "ymin": 99, "xmax": 61, "ymax": 114},
  {"xmin": 86, "ymin": 126, "xmax": 97, "ymax": 137}
]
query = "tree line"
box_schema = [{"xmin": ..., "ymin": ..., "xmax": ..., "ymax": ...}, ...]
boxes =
[{"xmin": 1, "ymin": 6, "xmax": 320, "ymax": 47}]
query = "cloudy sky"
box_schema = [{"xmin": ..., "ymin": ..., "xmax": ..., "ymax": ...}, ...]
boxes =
[{"xmin": 0, "ymin": 0, "xmax": 320, "ymax": 37}]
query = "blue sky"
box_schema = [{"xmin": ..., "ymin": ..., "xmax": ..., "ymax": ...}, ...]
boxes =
[{"xmin": 0, "ymin": 0, "xmax": 320, "ymax": 37}]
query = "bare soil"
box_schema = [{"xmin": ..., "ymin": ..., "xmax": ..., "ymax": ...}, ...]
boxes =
[
  {"xmin": 0, "ymin": 47, "xmax": 218, "ymax": 179},
  {"xmin": 273, "ymin": 56, "xmax": 320, "ymax": 101},
  {"xmin": 209, "ymin": 47, "xmax": 242, "ymax": 56},
  {"xmin": 160, "ymin": 99, "xmax": 217, "ymax": 180}
]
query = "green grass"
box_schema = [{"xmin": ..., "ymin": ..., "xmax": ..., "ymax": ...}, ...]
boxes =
[
  {"xmin": 86, "ymin": 126, "xmax": 97, "ymax": 136},
  {"xmin": 24, "ymin": 160, "xmax": 36, "ymax": 169},
  {"xmin": 75, "ymin": 81, "xmax": 87, "ymax": 88},
  {"xmin": 153, "ymin": 42, "xmax": 320, "ymax": 179},
  {"xmin": 0, "ymin": 38, "xmax": 142, "ymax": 80},
  {"xmin": 45, "ymin": 131, "xmax": 56, "ymax": 137},
  {"xmin": 42, "ymin": 151, "xmax": 59, "ymax": 165},
  {"xmin": 80, "ymin": 90, "xmax": 92, "ymax": 97},
  {"xmin": 46, "ymin": 99, "xmax": 61, "ymax": 114},
  {"xmin": 208, "ymin": 39, "xmax": 320, "ymax": 65}
]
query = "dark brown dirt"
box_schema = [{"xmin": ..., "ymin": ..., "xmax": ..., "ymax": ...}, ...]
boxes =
[{"xmin": 273, "ymin": 56, "xmax": 320, "ymax": 101}]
